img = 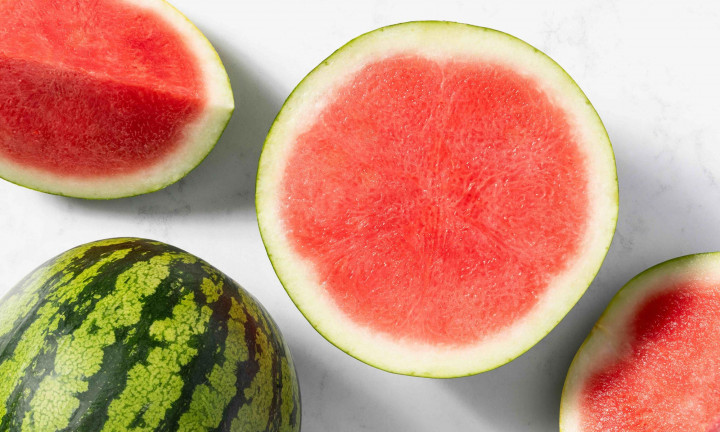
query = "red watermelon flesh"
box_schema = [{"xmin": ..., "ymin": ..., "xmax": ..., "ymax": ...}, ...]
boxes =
[
  {"xmin": 561, "ymin": 254, "xmax": 720, "ymax": 431},
  {"xmin": 580, "ymin": 282, "xmax": 720, "ymax": 430},
  {"xmin": 0, "ymin": 0, "xmax": 233, "ymax": 198},
  {"xmin": 257, "ymin": 22, "xmax": 618, "ymax": 377},
  {"xmin": 282, "ymin": 56, "xmax": 590, "ymax": 345},
  {"xmin": 0, "ymin": 0, "xmax": 203, "ymax": 176}
]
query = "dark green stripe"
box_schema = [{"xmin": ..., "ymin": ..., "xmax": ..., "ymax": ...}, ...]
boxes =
[
  {"xmin": 259, "ymin": 307, "xmax": 300, "ymax": 432},
  {"xmin": 153, "ymin": 262, "xmax": 231, "ymax": 431},
  {"xmin": 68, "ymin": 246, "xmax": 183, "ymax": 430},
  {"xmin": 217, "ymin": 300, "xmax": 262, "ymax": 432},
  {"xmin": 216, "ymin": 292, "xmax": 300, "ymax": 432},
  {"xmin": 17, "ymin": 244, "xmax": 179, "ymax": 431},
  {"xmin": 0, "ymin": 241, "xmax": 142, "ymax": 429},
  {"xmin": 259, "ymin": 310, "xmax": 284, "ymax": 432},
  {"xmin": 282, "ymin": 352, "xmax": 301, "ymax": 430},
  {"xmin": 0, "ymin": 239, "xmax": 300, "ymax": 431}
]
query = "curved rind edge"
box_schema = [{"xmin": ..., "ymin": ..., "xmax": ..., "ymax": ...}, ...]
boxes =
[
  {"xmin": 0, "ymin": 237, "xmax": 300, "ymax": 430},
  {"xmin": 558, "ymin": 252, "xmax": 720, "ymax": 431},
  {"xmin": 256, "ymin": 20, "xmax": 619, "ymax": 378},
  {"xmin": 0, "ymin": 0, "xmax": 235, "ymax": 200}
]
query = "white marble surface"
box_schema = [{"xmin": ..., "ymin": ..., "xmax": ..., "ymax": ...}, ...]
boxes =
[{"xmin": 2, "ymin": 0, "xmax": 720, "ymax": 430}]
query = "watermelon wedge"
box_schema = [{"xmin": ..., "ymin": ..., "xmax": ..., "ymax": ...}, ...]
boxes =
[
  {"xmin": 256, "ymin": 22, "xmax": 618, "ymax": 377},
  {"xmin": 0, "ymin": 0, "xmax": 234, "ymax": 199},
  {"xmin": 561, "ymin": 253, "xmax": 720, "ymax": 431}
]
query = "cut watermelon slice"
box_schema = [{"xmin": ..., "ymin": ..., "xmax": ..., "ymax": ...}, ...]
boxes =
[
  {"xmin": 0, "ymin": 0, "xmax": 233, "ymax": 198},
  {"xmin": 256, "ymin": 21, "xmax": 618, "ymax": 377},
  {"xmin": 561, "ymin": 254, "xmax": 720, "ymax": 431}
]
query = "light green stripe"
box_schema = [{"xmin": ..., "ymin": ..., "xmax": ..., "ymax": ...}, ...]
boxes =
[
  {"xmin": 0, "ymin": 302, "xmax": 62, "ymax": 425},
  {"xmin": 0, "ymin": 247, "xmax": 131, "ymax": 424},
  {"xmin": 177, "ymin": 297, "xmax": 249, "ymax": 432},
  {"xmin": 101, "ymin": 292, "xmax": 212, "ymax": 432},
  {"xmin": 0, "ymin": 290, "xmax": 46, "ymax": 342},
  {"xmin": 21, "ymin": 252, "xmax": 173, "ymax": 432},
  {"xmin": 230, "ymin": 323, "xmax": 274, "ymax": 432},
  {"xmin": 200, "ymin": 277, "xmax": 223, "ymax": 304},
  {"xmin": 280, "ymin": 354, "xmax": 298, "ymax": 431},
  {"xmin": 0, "ymin": 241, "xmax": 122, "ymax": 340}
]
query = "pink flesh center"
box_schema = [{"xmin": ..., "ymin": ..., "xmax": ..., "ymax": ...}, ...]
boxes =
[
  {"xmin": 0, "ymin": 0, "xmax": 204, "ymax": 177},
  {"xmin": 280, "ymin": 56, "xmax": 590, "ymax": 346},
  {"xmin": 581, "ymin": 282, "xmax": 720, "ymax": 431}
]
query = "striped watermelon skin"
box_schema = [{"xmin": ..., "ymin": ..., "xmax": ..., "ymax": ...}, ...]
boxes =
[{"xmin": 0, "ymin": 238, "xmax": 300, "ymax": 432}]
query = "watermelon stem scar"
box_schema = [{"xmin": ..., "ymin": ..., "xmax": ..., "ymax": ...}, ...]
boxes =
[{"xmin": 256, "ymin": 21, "xmax": 618, "ymax": 377}]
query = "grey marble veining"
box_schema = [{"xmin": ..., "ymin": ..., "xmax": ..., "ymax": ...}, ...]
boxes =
[{"xmin": 2, "ymin": 0, "xmax": 720, "ymax": 430}]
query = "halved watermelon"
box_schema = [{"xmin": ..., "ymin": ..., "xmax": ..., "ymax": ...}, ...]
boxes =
[
  {"xmin": 0, "ymin": 0, "xmax": 233, "ymax": 199},
  {"xmin": 561, "ymin": 253, "xmax": 720, "ymax": 431},
  {"xmin": 256, "ymin": 21, "xmax": 618, "ymax": 377}
]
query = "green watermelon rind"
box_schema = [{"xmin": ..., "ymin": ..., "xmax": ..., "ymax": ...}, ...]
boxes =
[
  {"xmin": 0, "ymin": 0, "xmax": 235, "ymax": 200},
  {"xmin": 0, "ymin": 111, "xmax": 233, "ymax": 200},
  {"xmin": 559, "ymin": 253, "xmax": 720, "ymax": 431},
  {"xmin": 256, "ymin": 21, "xmax": 618, "ymax": 378},
  {"xmin": 0, "ymin": 238, "xmax": 300, "ymax": 431}
]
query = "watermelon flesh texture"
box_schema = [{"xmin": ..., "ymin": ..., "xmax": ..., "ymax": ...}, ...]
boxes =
[
  {"xmin": 282, "ymin": 56, "xmax": 590, "ymax": 345},
  {"xmin": 0, "ymin": 238, "xmax": 300, "ymax": 431},
  {"xmin": 0, "ymin": 0, "xmax": 203, "ymax": 176},
  {"xmin": 258, "ymin": 22, "xmax": 618, "ymax": 377},
  {"xmin": 0, "ymin": 0, "xmax": 233, "ymax": 198},
  {"xmin": 561, "ymin": 254, "xmax": 720, "ymax": 431}
]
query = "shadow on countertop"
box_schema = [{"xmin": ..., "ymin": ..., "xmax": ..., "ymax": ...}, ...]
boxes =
[
  {"xmin": 442, "ymin": 125, "xmax": 720, "ymax": 431},
  {"xmin": 288, "ymin": 341, "xmax": 414, "ymax": 432},
  {"xmin": 60, "ymin": 32, "xmax": 286, "ymax": 218}
]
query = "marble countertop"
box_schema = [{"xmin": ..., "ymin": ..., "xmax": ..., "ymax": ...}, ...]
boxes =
[{"xmin": 2, "ymin": 0, "xmax": 720, "ymax": 430}]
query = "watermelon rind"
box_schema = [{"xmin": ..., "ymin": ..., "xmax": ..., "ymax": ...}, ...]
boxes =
[
  {"xmin": 0, "ymin": 0, "xmax": 234, "ymax": 199},
  {"xmin": 256, "ymin": 21, "xmax": 618, "ymax": 377},
  {"xmin": 559, "ymin": 253, "xmax": 720, "ymax": 431},
  {"xmin": 0, "ymin": 238, "xmax": 300, "ymax": 431}
]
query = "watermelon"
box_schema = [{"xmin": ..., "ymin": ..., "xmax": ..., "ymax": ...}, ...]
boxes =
[
  {"xmin": 560, "ymin": 253, "xmax": 720, "ymax": 431},
  {"xmin": 0, "ymin": 238, "xmax": 300, "ymax": 431},
  {"xmin": 0, "ymin": 0, "xmax": 234, "ymax": 199},
  {"xmin": 256, "ymin": 21, "xmax": 618, "ymax": 377}
]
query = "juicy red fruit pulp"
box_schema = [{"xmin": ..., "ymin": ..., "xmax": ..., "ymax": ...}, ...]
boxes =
[
  {"xmin": 281, "ymin": 56, "xmax": 590, "ymax": 346},
  {"xmin": 581, "ymin": 283, "xmax": 720, "ymax": 431},
  {"xmin": 0, "ymin": 0, "xmax": 204, "ymax": 177}
]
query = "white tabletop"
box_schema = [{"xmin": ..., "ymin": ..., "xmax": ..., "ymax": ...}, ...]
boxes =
[{"xmin": 2, "ymin": 0, "xmax": 720, "ymax": 430}]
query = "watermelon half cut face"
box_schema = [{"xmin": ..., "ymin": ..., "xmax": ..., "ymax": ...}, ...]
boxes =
[
  {"xmin": 0, "ymin": 0, "xmax": 234, "ymax": 198},
  {"xmin": 256, "ymin": 22, "xmax": 618, "ymax": 377},
  {"xmin": 561, "ymin": 254, "xmax": 720, "ymax": 431}
]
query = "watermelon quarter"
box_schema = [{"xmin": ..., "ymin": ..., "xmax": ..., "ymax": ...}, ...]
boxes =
[
  {"xmin": 0, "ymin": 0, "xmax": 234, "ymax": 199},
  {"xmin": 0, "ymin": 238, "xmax": 300, "ymax": 431},
  {"xmin": 256, "ymin": 21, "xmax": 618, "ymax": 377},
  {"xmin": 561, "ymin": 254, "xmax": 720, "ymax": 431}
]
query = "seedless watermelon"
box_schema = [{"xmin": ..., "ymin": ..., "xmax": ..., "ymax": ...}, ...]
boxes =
[
  {"xmin": 256, "ymin": 21, "xmax": 618, "ymax": 377},
  {"xmin": 561, "ymin": 253, "xmax": 720, "ymax": 431},
  {"xmin": 0, "ymin": 0, "xmax": 233, "ymax": 198},
  {"xmin": 0, "ymin": 238, "xmax": 300, "ymax": 431}
]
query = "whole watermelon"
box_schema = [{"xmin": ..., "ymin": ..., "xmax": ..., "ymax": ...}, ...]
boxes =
[{"xmin": 0, "ymin": 238, "xmax": 300, "ymax": 431}]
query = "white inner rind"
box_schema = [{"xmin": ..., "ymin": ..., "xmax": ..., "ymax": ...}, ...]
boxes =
[
  {"xmin": 559, "ymin": 253, "xmax": 720, "ymax": 431},
  {"xmin": 257, "ymin": 22, "xmax": 618, "ymax": 377},
  {"xmin": 0, "ymin": 0, "xmax": 234, "ymax": 199}
]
